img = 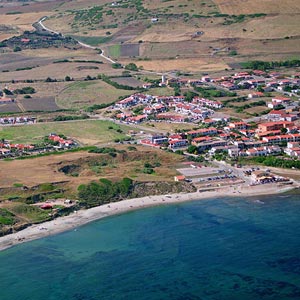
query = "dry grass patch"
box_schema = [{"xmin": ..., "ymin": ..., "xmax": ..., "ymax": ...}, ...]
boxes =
[
  {"xmin": 0, "ymin": 60, "xmax": 121, "ymax": 82},
  {"xmin": 203, "ymin": 14, "xmax": 300, "ymax": 40},
  {"xmin": 215, "ymin": 0, "xmax": 300, "ymax": 14},
  {"xmin": 132, "ymin": 22, "xmax": 198, "ymax": 43},
  {"xmin": 0, "ymin": 12, "xmax": 53, "ymax": 32},
  {"xmin": 134, "ymin": 58, "xmax": 228, "ymax": 72},
  {"xmin": 56, "ymin": 80, "xmax": 136, "ymax": 109},
  {"xmin": 0, "ymin": 145, "xmax": 184, "ymax": 190},
  {"xmin": 144, "ymin": 0, "xmax": 218, "ymax": 14},
  {"xmin": 145, "ymin": 122, "xmax": 196, "ymax": 133}
]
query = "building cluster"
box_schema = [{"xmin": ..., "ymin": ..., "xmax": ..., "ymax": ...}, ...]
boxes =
[
  {"xmin": 0, "ymin": 116, "xmax": 36, "ymax": 125},
  {"xmin": 0, "ymin": 133, "xmax": 76, "ymax": 159},
  {"xmin": 140, "ymin": 119, "xmax": 300, "ymax": 159},
  {"xmin": 167, "ymin": 71, "xmax": 300, "ymax": 94},
  {"xmin": 113, "ymin": 93, "xmax": 220, "ymax": 124}
]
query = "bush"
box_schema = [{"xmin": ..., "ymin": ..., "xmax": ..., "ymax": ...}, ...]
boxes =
[{"xmin": 13, "ymin": 46, "xmax": 22, "ymax": 52}]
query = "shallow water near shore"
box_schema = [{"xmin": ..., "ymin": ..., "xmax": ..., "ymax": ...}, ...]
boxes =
[{"xmin": 1, "ymin": 194, "xmax": 300, "ymax": 300}]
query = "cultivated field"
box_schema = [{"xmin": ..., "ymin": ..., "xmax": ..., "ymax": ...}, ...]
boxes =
[
  {"xmin": 56, "ymin": 80, "xmax": 136, "ymax": 109},
  {"xmin": 19, "ymin": 97, "xmax": 60, "ymax": 112},
  {"xmin": 0, "ymin": 120, "xmax": 130, "ymax": 145},
  {"xmin": 0, "ymin": 103, "xmax": 21, "ymax": 113}
]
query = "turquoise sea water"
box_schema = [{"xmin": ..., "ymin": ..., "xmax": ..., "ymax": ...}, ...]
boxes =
[{"xmin": 1, "ymin": 194, "xmax": 300, "ymax": 300}]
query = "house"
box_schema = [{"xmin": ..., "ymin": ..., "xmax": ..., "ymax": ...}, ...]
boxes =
[
  {"xmin": 174, "ymin": 175, "xmax": 186, "ymax": 182},
  {"xmin": 143, "ymin": 107, "xmax": 154, "ymax": 115},
  {"xmin": 197, "ymin": 139, "xmax": 227, "ymax": 152},
  {"xmin": 115, "ymin": 96, "xmax": 137, "ymax": 109},
  {"xmin": 168, "ymin": 139, "xmax": 188, "ymax": 149},
  {"xmin": 229, "ymin": 121, "xmax": 248, "ymax": 130},
  {"xmin": 0, "ymin": 148, "xmax": 11, "ymax": 156},
  {"xmin": 193, "ymin": 97, "xmax": 223, "ymax": 109},
  {"xmin": 262, "ymin": 134, "xmax": 300, "ymax": 144},
  {"xmin": 142, "ymin": 83, "xmax": 153, "ymax": 89},
  {"xmin": 126, "ymin": 114, "xmax": 147, "ymax": 124},
  {"xmin": 257, "ymin": 121, "xmax": 294, "ymax": 133},
  {"xmin": 248, "ymin": 92, "xmax": 264, "ymax": 98},
  {"xmin": 228, "ymin": 147, "xmax": 240, "ymax": 157},
  {"xmin": 150, "ymin": 134, "xmax": 168, "ymax": 145},
  {"xmin": 191, "ymin": 136, "xmax": 212, "ymax": 146},
  {"xmin": 272, "ymin": 97, "xmax": 291, "ymax": 105},
  {"xmin": 187, "ymin": 127, "xmax": 217, "ymax": 138},
  {"xmin": 156, "ymin": 113, "xmax": 185, "ymax": 122}
]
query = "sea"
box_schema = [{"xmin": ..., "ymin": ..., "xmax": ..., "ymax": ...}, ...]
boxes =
[{"xmin": 1, "ymin": 193, "xmax": 300, "ymax": 300}]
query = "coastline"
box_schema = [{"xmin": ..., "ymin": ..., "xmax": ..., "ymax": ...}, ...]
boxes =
[{"xmin": 0, "ymin": 183, "xmax": 297, "ymax": 252}]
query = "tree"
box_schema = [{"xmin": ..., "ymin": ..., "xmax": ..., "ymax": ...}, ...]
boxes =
[
  {"xmin": 125, "ymin": 63, "xmax": 138, "ymax": 71},
  {"xmin": 184, "ymin": 91, "xmax": 198, "ymax": 102},
  {"xmin": 13, "ymin": 46, "xmax": 22, "ymax": 52},
  {"xmin": 65, "ymin": 76, "xmax": 72, "ymax": 81},
  {"xmin": 112, "ymin": 63, "xmax": 122, "ymax": 69},
  {"xmin": 281, "ymin": 127, "xmax": 288, "ymax": 134},
  {"xmin": 187, "ymin": 145, "xmax": 198, "ymax": 154}
]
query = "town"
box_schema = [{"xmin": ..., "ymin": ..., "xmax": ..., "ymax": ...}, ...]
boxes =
[{"xmin": 107, "ymin": 69, "xmax": 300, "ymax": 160}]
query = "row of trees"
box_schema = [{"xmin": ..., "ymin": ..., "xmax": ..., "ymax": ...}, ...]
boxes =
[
  {"xmin": 242, "ymin": 59, "xmax": 300, "ymax": 71},
  {"xmin": 246, "ymin": 156, "xmax": 300, "ymax": 169}
]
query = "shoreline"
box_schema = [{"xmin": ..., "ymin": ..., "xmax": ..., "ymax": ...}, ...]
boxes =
[{"xmin": 0, "ymin": 183, "xmax": 297, "ymax": 252}]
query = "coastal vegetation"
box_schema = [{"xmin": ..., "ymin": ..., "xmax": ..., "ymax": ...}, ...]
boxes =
[
  {"xmin": 78, "ymin": 177, "xmax": 133, "ymax": 207},
  {"xmin": 240, "ymin": 156, "xmax": 300, "ymax": 169}
]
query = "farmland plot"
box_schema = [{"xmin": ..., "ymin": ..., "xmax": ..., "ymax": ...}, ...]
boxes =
[
  {"xmin": 0, "ymin": 103, "xmax": 21, "ymax": 113},
  {"xmin": 19, "ymin": 97, "xmax": 60, "ymax": 112}
]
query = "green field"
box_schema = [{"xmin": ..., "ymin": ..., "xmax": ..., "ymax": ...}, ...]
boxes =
[
  {"xmin": 0, "ymin": 120, "xmax": 130, "ymax": 145},
  {"xmin": 56, "ymin": 80, "xmax": 136, "ymax": 109},
  {"xmin": 108, "ymin": 44, "xmax": 121, "ymax": 58},
  {"xmin": 149, "ymin": 87, "xmax": 174, "ymax": 96},
  {"xmin": 71, "ymin": 35, "xmax": 111, "ymax": 46}
]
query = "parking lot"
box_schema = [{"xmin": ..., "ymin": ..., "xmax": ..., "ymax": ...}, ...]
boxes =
[{"xmin": 177, "ymin": 166, "xmax": 223, "ymax": 177}]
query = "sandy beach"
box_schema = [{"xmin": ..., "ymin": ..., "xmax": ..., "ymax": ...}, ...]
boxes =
[{"xmin": 0, "ymin": 183, "xmax": 297, "ymax": 252}]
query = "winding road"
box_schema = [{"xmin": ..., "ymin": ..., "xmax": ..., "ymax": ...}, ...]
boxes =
[
  {"xmin": 37, "ymin": 17, "xmax": 178, "ymax": 79},
  {"xmin": 38, "ymin": 17, "xmax": 117, "ymax": 64}
]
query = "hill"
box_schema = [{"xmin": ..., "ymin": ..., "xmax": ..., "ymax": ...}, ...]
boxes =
[{"xmin": 0, "ymin": 0, "xmax": 299, "ymax": 71}]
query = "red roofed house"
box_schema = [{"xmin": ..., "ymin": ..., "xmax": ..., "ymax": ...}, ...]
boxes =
[{"xmin": 257, "ymin": 121, "xmax": 294, "ymax": 133}]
